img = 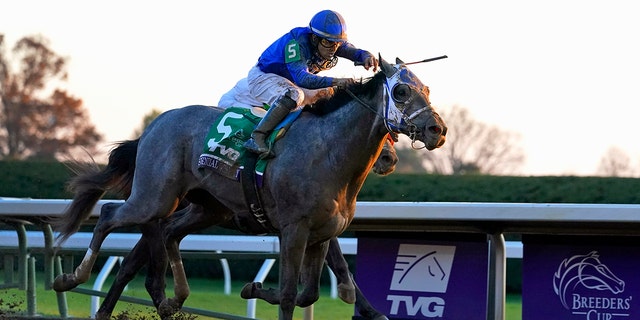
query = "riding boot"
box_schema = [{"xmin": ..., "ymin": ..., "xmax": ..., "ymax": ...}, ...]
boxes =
[{"xmin": 244, "ymin": 95, "xmax": 297, "ymax": 158}]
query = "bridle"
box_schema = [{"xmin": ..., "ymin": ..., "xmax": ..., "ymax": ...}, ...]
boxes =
[{"xmin": 345, "ymin": 63, "xmax": 433, "ymax": 149}]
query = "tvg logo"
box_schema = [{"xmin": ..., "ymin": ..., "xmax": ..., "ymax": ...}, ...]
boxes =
[{"xmin": 387, "ymin": 295, "xmax": 445, "ymax": 317}]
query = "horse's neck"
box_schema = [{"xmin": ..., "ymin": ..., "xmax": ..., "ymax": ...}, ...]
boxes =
[
  {"xmin": 321, "ymin": 92, "xmax": 389, "ymax": 176},
  {"xmin": 268, "ymin": 90, "xmax": 389, "ymax": 211},
  {"xmin": 326, "ymin": 108, "xmax": 385, "ymax": 178},
  {"xmin": 324, "ymin": 90, "xmax": 388, "ymax": 148},
  {"xmin": 317, "ymin": 97, "xmax": 388, "ymax": 202}
]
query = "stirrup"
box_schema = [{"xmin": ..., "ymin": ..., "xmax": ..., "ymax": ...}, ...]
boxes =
[{"xmin": 244, "ymin": 138, "xmax": 274, "ymax": 159}]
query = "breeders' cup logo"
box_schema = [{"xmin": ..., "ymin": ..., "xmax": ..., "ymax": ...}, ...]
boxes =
[
  {"xmin": 553, "ymin": 251, "xmax": 631, "ymax": 319},
  {"xmin": 387, "ymin": 244, "xmax": 456, "ymax": 318}
]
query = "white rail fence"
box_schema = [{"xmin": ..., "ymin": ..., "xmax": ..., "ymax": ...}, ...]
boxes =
[{"xmin": 2, "ymin": 198, "xmax": 639, "ymax": 319}]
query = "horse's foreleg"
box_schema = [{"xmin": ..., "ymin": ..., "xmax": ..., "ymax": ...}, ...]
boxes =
[
  {"xmin": 241, "ymin": 225, "xmax": 308, "ymax": 320},
  {"xmin": 277, "ymin": 227, "xmax": 307, "ymax": 319},
  {"xmin": 325, "ymin": 237, "xmax": 356, "ymax": 304},
  {"xmin": 297, "ymin": 240, "xmax": 329, "ymax": 308},
  {"xmin": 277, "ymin": 227, "xmax": 309, "ymax": 320},
  {"xmin": 325, "ymin": 238, "xmax": 388, "ymax": 319},
  {"xmin": 352, "ymin": 273, "xmax": 389, "ymax": 320},
  {"xmin": 240, "ymin": 282, "xmax": 280, "ymax": 304}
]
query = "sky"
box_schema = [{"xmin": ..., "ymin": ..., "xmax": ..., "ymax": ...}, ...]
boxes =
[{"xmin": 2, "ymin": 0, "xmax": 639, "ymax": 176}]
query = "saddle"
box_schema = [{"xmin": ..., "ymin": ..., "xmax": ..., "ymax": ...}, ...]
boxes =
[{"xmin": 198, "ymin": 107, "xmax": 300, "ymax": 180}]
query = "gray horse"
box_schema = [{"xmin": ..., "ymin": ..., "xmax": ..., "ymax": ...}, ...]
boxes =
[
  {"xmin": 86, "ymin": 137, "xmax": 396, "ymax": 320},
  {"xmin": 52, "ymin": 56, "xmax": 446, "ymax": 320}
]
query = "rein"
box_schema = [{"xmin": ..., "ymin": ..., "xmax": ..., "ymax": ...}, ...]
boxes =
[{"xmin": 344, "ymin": 88, "xmax": 384, "ymax": 119}]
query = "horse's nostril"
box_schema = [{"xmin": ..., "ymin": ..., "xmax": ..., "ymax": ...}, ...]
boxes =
[{"xmin": 429, "ymin": 126, "xmax": 441, "ymax": 134}]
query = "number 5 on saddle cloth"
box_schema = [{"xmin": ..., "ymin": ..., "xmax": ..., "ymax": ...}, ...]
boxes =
[{"xmin": 198, "ymin": 106, "xmax": 301, "ymax": 183}]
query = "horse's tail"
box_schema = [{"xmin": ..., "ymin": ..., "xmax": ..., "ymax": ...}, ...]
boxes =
[{"xmin": 51, "ymin": 139, "xmax": 139, "ymax": 246}]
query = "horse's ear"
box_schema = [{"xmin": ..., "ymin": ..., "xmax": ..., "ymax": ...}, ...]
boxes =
[
  {"xmin": 379, "ymin": 54, "xmax": 396, "ymax": 78},
  {"xmin": 396, "ymin": 57, "xmax": 405, "ymax": 65}
]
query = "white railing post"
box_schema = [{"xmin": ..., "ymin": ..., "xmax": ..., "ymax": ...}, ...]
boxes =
[{"xmin": 90, "ymin": 256, "xmax": 123, "ymax": 318}]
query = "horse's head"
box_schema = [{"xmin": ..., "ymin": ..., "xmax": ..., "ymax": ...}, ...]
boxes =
[
  {"xmin": 577, "ymin": 251, "xmax": 625, "ymax": 294},
  {"xmin": 372, "ymin": 134, "xmax": 398, "ymax": 175},
  {"xmin": 379, "ymin": 55, "xmax": 447, "ymax": 151}
]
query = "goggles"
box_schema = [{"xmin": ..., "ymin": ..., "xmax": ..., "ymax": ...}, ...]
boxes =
[{"xmin": 319, "ymin": 38, "xmax": 340, "ymax": 49}]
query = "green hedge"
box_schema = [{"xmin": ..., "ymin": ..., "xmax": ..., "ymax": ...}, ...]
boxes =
[
  {"xmin": 3, "ymin": 160, "xmax": 640, "ymax": 203},
  {"xmin": 359, "ymin": 174, "xmax": 640, "ymax": 203},
  {"xmin": 0, "ymin": 161, "xmax": 74, "ymax": 199}
]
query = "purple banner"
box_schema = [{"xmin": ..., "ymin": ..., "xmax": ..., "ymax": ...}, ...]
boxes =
[
  {"xmin": 355, "ymin": 235, "xmax": 488, "ymax": 319},
  {"xmin": 523, "ymin": 237, "xmax": 640, "ymax": 320}
]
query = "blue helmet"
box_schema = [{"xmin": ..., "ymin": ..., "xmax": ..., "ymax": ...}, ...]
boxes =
[{"xmin": 309, "ymin": 10, "xmax": 347, "ymax": 42}]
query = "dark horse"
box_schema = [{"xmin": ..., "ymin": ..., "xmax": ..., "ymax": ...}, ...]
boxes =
[
  {"xmin": 52, "ymin": 56, "xmax": 446, "ymax": 320},
  {"xmin": 90, "ymin": 138, "xmax": 397, "ymax": 320}
]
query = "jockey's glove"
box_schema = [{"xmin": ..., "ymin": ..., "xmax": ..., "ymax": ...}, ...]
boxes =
[
  {"xmin": 332, "ymin": 78, "xmax": 356, "ymax": 90},
  {"xmin": 359, "ymin": 51, "xmax": 379, "ymax": 72}
]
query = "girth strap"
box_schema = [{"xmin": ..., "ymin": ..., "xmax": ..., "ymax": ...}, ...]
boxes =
[{"xmin": 241, "ymin": 153, "xmax": 277, "ymax": 233}]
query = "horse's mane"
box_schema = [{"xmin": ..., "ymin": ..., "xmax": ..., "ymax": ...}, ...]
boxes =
[{"xmin": 304, "ymin": 71, "xmax": 386, "ymax": 116}]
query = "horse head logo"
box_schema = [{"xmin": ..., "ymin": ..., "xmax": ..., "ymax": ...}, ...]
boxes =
[
  {"xmin": 390, "ymin": 244, "xmax": 456, "ymax": 293},
  {"xmin": 553, "ymin": 251, "xmax": 625, "ymax": 309}
]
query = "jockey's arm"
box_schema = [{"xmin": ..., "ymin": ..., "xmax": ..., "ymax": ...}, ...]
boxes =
[
  {"xmin": 337, "ymin": 43, "xmax": 378, "ymax": 72},
  {"xmin": 287, "ymin": 60, "xmax": 335, "ymax": 89}
]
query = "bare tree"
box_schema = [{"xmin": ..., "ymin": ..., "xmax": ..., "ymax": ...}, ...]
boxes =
[
  {"xmin": 131, "ymin": 108, "xmax": 163, "ymax": 138},
  {"xmin": 396, "ymin": 105, "xmax": 525, "ymax": 175},
  {"xmin": 0, "ymin": 34, "xmax": 102, "ymax": 160},
  {"xmin": 596, "ymin": 146, "xmax": 636, "ymax": 177}
]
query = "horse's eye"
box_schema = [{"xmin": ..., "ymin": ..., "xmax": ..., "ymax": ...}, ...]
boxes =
[{"xmin": 392, "ymin": 84, "xmax": 411, "ymax": 103}]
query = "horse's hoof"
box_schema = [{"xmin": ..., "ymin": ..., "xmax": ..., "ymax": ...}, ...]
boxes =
[
  {"xmin": 296, "ymin": 291, "xmax": 320, "ymax": 308},
  {"xmin": 337, "ymin": 283, "xmax": 356, "ymax": 304},
  {"xmin": 94, "ymin": 312, "xmax": 111, "ymax": 320},
  {"xmin": 158, "ymin": 298, "xmax": 180, "ymax": 319},
  {"xmin": 372, "ymin": 315, "xmax": 389, "ymax": 320},
  {"xmin": 241, "ymin": 282, "xmax": 262, "ymax": 299},
  {"xmin": 52, "ymin": 273, "xmax": 79, "ymax": 292}
]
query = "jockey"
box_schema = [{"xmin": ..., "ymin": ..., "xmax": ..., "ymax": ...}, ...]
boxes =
[{"xmin": 218, "ymin": 9, "xmax": 378, "ymax": 158}]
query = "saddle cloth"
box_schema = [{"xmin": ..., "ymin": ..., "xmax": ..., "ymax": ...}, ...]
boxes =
[{"xmin": 198, "ymin": 106, "xmax": 301, "ymax": 182}]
